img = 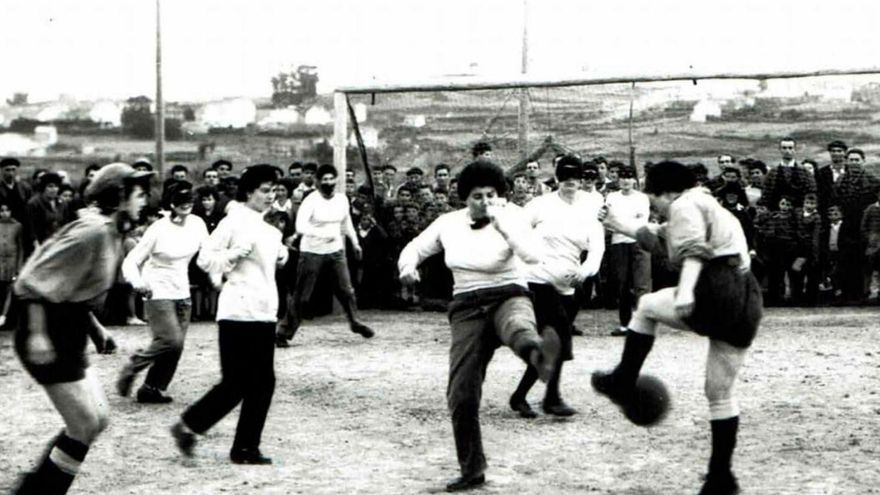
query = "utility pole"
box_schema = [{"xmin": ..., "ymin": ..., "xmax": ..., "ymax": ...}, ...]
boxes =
[
  {"xmin": 155, "ymin": 0, "xmax": 165, "ymax": 176},
  {"xmin": 517, "ymin": 0, "xmax": 530, "ymax": 160}
]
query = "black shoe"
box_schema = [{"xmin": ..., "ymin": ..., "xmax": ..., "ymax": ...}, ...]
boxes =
[
  {"xmin": 445, "ymin": 473, "xmax": 485, "ymax": 492},
  {"xmin": 571, "ymin": 325, "xmax": 585, "ymax": 336},
  {"xmin": 97, "ymin": 336, "xmax": 117, "ymax": 355},
  {"xmin": 171, "ymin": 422, "xmax": 196, "ymax": 457},
  {"xmin": 230, "ymin": 448, "xmax": 273, "ymax": 465},
  {"xmin": 137, "ymin": 386, "xmax": 173, "ymax": 404},
  {"xmin": 275, "ymin": 337, "xmax": 290, "ymax": 348},
  {"xmin": 542, "ymin": 399, "xmax": 577, "ymax": 417},
  {"xmin": 351, "ymin": 322, "xmax": 375, "ymax": 339},
  {"xmin": 591, "ymin": 370, "xmax": 632, "ymax": 406},
  {"xmin": 116, "ymin": 368, "xmax": 135, "ymax": 397},
  {"xmin": 509, "ymin": 399, "xmax": 538, "ymax": 419},
  {"xmin": 610, "ymin": 327, "xmax": 628, "ymax": 337},
  {"xmin": 698, "ymin": 471, "xmax": 740, "ymax": 495}
]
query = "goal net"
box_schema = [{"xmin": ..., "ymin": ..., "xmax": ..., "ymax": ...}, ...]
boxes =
[{"xmin": 333, "ymin": 69, "xmax": 880, "ymax": 184}]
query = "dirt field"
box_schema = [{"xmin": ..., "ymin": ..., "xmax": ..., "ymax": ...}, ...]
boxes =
[{"xmin": 1, "ymin": 307, "xmax": 878, "ymax": 494}]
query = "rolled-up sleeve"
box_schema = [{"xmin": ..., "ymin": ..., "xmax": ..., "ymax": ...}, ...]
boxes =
[{"xmin": 667, "ymin": 198, "xmax": 713, "ymax": 264}]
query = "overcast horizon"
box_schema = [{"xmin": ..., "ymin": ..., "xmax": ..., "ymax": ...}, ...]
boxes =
[{"xmin": 4, "ymin": 0, "xmax": 880, "ymax": 103}]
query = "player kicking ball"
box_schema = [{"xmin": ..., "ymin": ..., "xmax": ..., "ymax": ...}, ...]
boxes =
[
  {"xmin": 593, "ymin": 161, "xmax": 762, "ymax": 495},
  {"xmin": 398, "ymin": 160, "xmax": 560, "ymax": 492}
]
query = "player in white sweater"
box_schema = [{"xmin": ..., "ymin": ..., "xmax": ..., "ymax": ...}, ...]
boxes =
[
  {"xmin": 509, "ymin": 155, "xmax": 605, "ymax": 418},
  {"xmin": 398, "ymin": 160, "xmax": 561, "ymax": 492},
  {"xmin": 171, "ymin": 165, "xmax": 288, "ymax": 466},
  {"xmin": 604, "ymin": 166, "xmax": 652, "ymax": 335},
  {"xmin": 275, "ymin": 163, "xmax": 373, "ymax": 347},
  {"xmin": 117, "ymin": 181, "xmax": 208, "ymax": 404}
]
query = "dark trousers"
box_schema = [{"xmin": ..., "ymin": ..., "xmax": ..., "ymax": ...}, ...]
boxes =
[
  {"xmin": 839, "ymin": 244, "xmax": 865, "ymax": 302},
  {"xmin": 447, "ymin": 286, "xmax": 541, "ymax": 477},
  {"xmin": 765, "ymin": 247, "xmax": 797, "ymax": 305},
  {"xmin": 277, "ymin": 250, "xmax": 358, "ymax": 338},
  {"xmin": 182, "ymin": 320, "xmax": 276, "ymax": 452},
  {"xmin": 788, "ymin": 259, "xmax": 820, "ymax": 306},
  {"xmin": 608, "ymin": 243, "xmax": 651, "ymax": 326},
  {"xmin": 123, "ymin": 299, "xmax": 191, "ymax": 390}
]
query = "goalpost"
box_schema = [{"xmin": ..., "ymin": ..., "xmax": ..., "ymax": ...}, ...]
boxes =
[{"xmin": 332, "ymin": 66, "xmax": 880, "ymax": 189}]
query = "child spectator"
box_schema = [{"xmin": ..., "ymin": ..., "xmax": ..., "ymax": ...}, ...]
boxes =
[
  {"xmin": 791, "ymin": 193, "xmax": 822, "ymax": 306},
  {"xmin": 824, "ymin": 205, "xmax": 845, "ymax": 300},
  {"xmin": 508, "ymin": 172, "xmax": 534, "ymax": 207},
  {"xmin": 756, "ymin": 196, "xmax": 799, "ymax": 306},
  {"xmin": 0, "ymin": 200, "xmax": 23, "ymax": 328}
]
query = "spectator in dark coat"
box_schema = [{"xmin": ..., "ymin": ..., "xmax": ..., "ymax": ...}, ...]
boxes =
[
  {"xmin": 816, "ymin": 148, "xmax": 880, "ymax": 302},
  {"xmin": 0, "ymin": 158, "xmax": 33, "ymax": 225},
  {"xmin": 758, "ymin": 137, "xmax": 816, "ymax": 210},
  {"xmin": 25, "ymin": 172, "xmax": 71, "ymax": 251}
]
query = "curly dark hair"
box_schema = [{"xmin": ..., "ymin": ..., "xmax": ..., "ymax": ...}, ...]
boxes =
[
  {"xmin": 457, "ymin": 161, "xmax": 507, "ymax": 201},
  {"xmin": 643, "ymin": 161, "xmax": 696, "ymax": 195}
]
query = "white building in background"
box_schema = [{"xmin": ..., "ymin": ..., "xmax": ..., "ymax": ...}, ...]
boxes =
[
  {"xmin": 0, "ymin": 133, "xmax": 47, "ymax": 156},
  {"xmin": 348, "ymin": 126, "xmax": 379, "ymax": 148},
  {"xmin": 34, "ymin": 125, "xmax": 58, "ymax": 145},
  {"xmin": 256, "ymin": 108, "xmax": 302, "ymax": 130},
  {"xmin": 690, "ymin": 99, "xmax": 723, "ymax": 123},
  {"xmin": 36, "ymin": 104, "xmax": 70, "ymax": 122},
  {"xmin": 404, "ymin": 114, "xmax": 426, "ymax": 127},
  {"xmin": 303, "ymin": 105, "xmax": 332, "ymax": 125},
  {"xmin": 88, "ymin": 100, "xmax": 122, "ymax": 127},
  {"xmin": 197, "ymin": 98, "xmax": 256, "ymax": 128}
]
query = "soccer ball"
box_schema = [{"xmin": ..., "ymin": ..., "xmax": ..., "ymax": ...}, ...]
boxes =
[{"xmin": 623, "ymin": 374, "xmax": 671, "ymax": 427}]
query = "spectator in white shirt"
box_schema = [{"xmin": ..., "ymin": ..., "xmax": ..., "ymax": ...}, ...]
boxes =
[
  {"xmin": 605, "ymin": 166, "xmax": 652, "ymax": 336},
  {"xmin": 276, "ymin": 164, "xmax": 374, "ymax": 347},
  {"xmin": 171, "ymin": 165, "xmax": 288, "ymax": 466},
  {"xmin": 398, "ymin": 160, "xmax": 561, "ymax": 492},
  {"xmin": 117, "ymin": 181, "xmax": 209, "ymax": 404},
  {"xmin": 509, "ymin": 155, "xmax": 605, "ymax": 419}
]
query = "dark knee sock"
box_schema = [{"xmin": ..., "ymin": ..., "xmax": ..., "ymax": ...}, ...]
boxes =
[
  {"xmin": 544, "ymin": 360, "xmax": 564, "ymax": 403},
  {"xmin": 613, "ymin": 331, "xmax": 655, "ymax": 388},
  {"xmin": 18, "ymin": 432, "xmax": 89, "ymax": 495},
  {"xmin": 511, "ymin": 366, "xmax": 539, "ymax": 403},
  {"xmin": 708, "ymin": 416, "xmax": 739, "ymax": 476}
]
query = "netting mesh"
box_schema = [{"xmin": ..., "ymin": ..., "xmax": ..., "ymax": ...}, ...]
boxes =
[{"xmin": 343, "ymin": 73, "xmax": 880, "ymax": 179}]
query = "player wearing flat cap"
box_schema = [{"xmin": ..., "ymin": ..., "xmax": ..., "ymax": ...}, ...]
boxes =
[
  {"xmin": 12, "ymin": 163, "xmax": 151, "ymax": 494},
  {"xmin": 509, "ymin": 155, "xmax": 605, "ymax": 418},
  {"xmin": 593, "ymin": 160, "xmax": 762, "ymax": 495},
  {"xmin": 398, "ymin": 160, "xmax": 561, "ymax": 492}
]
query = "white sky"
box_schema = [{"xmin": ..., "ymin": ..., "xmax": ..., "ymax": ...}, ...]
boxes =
[{"xmin": 3, "ymin": 0, "xmax": 880, "ymax": 102}]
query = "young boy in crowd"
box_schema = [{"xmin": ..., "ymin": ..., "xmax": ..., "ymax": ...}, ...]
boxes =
[
  {"xmin": 508, "ymin": 172, "xmax": 534, "ymax": 207},
  {"xmin": 791, "ymin": 193, "xmax": 822, "ymax": 306},
  {"xmin": 755, "ymin": 196, "xmax": 798, "ymax": 306},
  {"xmin": 823, "ymin": 205, "xmax": 844, "ymax": 299}
]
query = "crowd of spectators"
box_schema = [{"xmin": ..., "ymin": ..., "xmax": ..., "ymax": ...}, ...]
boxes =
[{"xmin": 0, "ymin": 135, "xmax": 877, "ymax": 330}]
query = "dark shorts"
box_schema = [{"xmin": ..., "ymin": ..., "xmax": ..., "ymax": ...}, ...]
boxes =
[
  {"xmin": 683, "ymin": 257, "xmax": 763, "ymax": 349},
  {"xmin": 528, "ymin": 283, "xmax": 574, "ymax": 361},
  {"xmin": 14, "ymin": 299, "xmax": 92, "ymax": 385}
]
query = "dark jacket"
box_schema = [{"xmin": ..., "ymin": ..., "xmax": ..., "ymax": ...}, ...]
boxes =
[{"xmin": 758, "ymin": 163, "xmax": 816, "ymax": 210}]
